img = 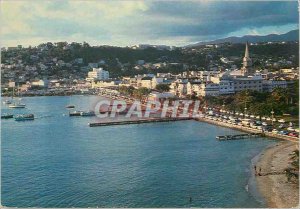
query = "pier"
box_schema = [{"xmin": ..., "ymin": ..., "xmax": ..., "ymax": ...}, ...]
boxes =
[
  {"xmin": 89, "ymin": 117, "xmax": 192, "ymax": 127},
  {"xmin": 216, "ymin": 133, "xmax": 263, "ymax": 140}
]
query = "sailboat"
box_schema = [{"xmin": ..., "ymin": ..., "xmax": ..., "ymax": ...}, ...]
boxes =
[
  {"xmin": 65, "ymin": 81, "xmax": 75, "ymax": 108},
  {"xmin": 9, "ymin": 85, "xmax": 26, "ymax": 108},
  {"xmin": 3, "ymin": 86, "xmax": 14, "ymax": 104}
]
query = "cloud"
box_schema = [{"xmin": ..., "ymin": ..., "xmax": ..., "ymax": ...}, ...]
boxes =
[{"xmin": 0, "ymin": 1, "xmax": 298, "ymax": 47}]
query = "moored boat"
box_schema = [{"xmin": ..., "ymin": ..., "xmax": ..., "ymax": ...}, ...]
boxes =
[
  {"xmin": 3, "ymin": 100, "xmax": 12, "ymax": 105},
  {"xmin": 1, "ymin": 113, "xmax": 14, "ymax": 119},
  {"xmin": 15, "ymin": 114, "xmax": 34, "ymax": 121},
  {"xmin": 80, "ymin": 111, "xmax": 95, "ymax": 116},
  {"xmin": 66, "ymin": 105, "xmax": 75, "ymax": 108},
  {"xmin": 69, "ymin": 111, "xmax": 82, "ymax": 116},
  {"xmin": 9, "ymin": 85, "xmax": 26, "ymax": 108},
  {"xmin": 9, "ymin": 102, "xmax": 26, "ymax": 108}
]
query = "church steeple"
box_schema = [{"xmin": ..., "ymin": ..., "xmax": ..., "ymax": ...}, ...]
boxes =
[
  {"xmin": 241, "ymin": 42, "xmax": 253, "ymax": 76},
  {"xmin": 244, "ymin": 41, "xmax": 250, "ymax": 58}
]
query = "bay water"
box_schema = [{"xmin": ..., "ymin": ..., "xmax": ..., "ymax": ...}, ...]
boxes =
[{"xmin": 1, "ymin": 95, "xmax": 276, "ymax": 207}]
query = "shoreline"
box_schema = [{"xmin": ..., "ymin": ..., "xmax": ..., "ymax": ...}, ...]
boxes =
[
  {"xmin": 195, "ymin": 117, "xmax": 298, "ymax": 142},
  {"xmin": 255, "ymin": 141, "xmax": 299, "ymax": 208}
]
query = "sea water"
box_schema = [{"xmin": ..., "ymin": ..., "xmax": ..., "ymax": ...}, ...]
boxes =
[{"xmin": 1, "ymin": 95, "xmax": 276, "ymax": 207}]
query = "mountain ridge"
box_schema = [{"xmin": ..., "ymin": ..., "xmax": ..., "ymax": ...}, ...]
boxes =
[{"xmin": 186, "ymin": 29, "xmax": 299, "ymax": 47}]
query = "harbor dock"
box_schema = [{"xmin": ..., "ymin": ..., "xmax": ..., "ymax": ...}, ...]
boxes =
[
  {"xmin": 89, "ymin": 117, "xmax": 192, "ymax": 127},
  {"xmin": 216, "ymin": 133, "xmax": 263, "ymax": 140}
]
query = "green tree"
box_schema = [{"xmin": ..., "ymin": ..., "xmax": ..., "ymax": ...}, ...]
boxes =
[{"xmin": 155, "ymin": 84, "xmax": 170, "ymax": 92}]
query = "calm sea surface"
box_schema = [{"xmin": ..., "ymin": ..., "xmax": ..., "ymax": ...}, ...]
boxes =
[{"xmin": 1, "ymin": 95, "xmax": 276, "ymax": 207}]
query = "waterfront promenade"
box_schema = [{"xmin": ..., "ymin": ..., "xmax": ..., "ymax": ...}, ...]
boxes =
[{"xmin": 195, "ymin": 117, "xmax": 299, "ymax": 143}]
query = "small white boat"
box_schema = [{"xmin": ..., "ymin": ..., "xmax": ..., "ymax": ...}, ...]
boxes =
[
  {"xmin": 15, "ymin": 114, "xmax": 34, "ymax": 121},
  {"xmin": 3, "ymin": 100, "xmax": 12, "ymax": 104},
  {"xmin": 80, "ymin": 111, "xmax": 95, "ymax": 116},
  {"xmin": 9, "ymin": 102, "xmax": 26, "ymax": 108},
  {"xmin": 9, "ymin": 86, "xmax": 26, "ymax": 108}
]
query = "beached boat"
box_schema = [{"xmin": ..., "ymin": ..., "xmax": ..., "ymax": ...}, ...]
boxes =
[
  {"xmin": 15, "ymin": 114, "xmax": 34, "ymax": 121},
  {"xmin": 80, "ymin": 111, "xmax": 95, "ymax": 116},
  {"xmin": 1, "ymin": 113, "xmax": 14, "ymax": 119}
]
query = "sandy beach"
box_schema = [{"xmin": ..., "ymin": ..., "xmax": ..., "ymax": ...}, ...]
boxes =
[{"xmin": 256, "ymin": 141, "xmax": 299, "ymax": 208}]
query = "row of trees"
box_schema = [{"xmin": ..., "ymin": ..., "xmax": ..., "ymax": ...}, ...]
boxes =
[
  {"xmin": 119, "ymin": 84, "xmax": 171, "ymax": 99},
  {"xmin": 119, "ymin": 86, "xmax": 151, "ymax": 100},
  {"xmin": 204, "ymin": 81, "xmax": 299, "ymax": 117}
]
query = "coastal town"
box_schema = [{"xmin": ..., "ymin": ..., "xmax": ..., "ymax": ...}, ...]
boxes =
[
  {"xmin": 1, "ymin": 1, "xmax": 299, "ymax": 208},
  {"xmin": 2, "ymin": 41, "xmax": 299, "ymax": 138},
  {"xmin": 1, "ymin": 41, "xmax": 298, "ymax": 98}
]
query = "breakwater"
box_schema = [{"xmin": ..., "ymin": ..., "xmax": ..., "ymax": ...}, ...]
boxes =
[{"xmin": 89, "ymin": 117, "xmax": 192, "ymax": 127}]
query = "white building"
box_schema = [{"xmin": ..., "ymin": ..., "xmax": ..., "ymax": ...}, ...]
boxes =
[
  {"xmin": 148, "ymin": 92, "xmax": 175, "ymax": 101},
  {"xmin": 199, "ymin": 82, "xmax": 220, "ymax": 97},
  {"xmin": 140, "ymin": 77, "xmax": 153, "ymax": 89},
  {"xmin": 31, "ymin": 79, "xmax": 48, "ymax": 87},
  {"xmin": 86, "ymin": 68, "xmax": 109, "ymax": 81},
  {"xmin": 262, "ymin": 80, "xmax": 287, "ymax": 92},
  {"xmin": 219, "ymin": 80, "xmax": 235, "ymax": 95},
  {"xmin": 231, "ymin": 75, "xmax": 263, "ymax": 92}
]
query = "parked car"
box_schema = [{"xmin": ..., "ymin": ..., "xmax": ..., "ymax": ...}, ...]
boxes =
[
  {"xmin": 255, "ymin": 121, "xmax": 262, "ymax": 125},
  {"xmin": 262, "ymin": 124, "xmax": 273, "ymax": 132},
  {"xmin": 288, "ymin": 132, "xmax": 299, "ymax": 137},
  {"xmin": 279, "ymin": 130, "xmax": 289, "ymax": 135},
  {"xmin": 287, "ymin": 127, "xmax": 295, "ymax": 132}
]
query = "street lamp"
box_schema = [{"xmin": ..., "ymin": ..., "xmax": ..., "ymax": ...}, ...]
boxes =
[
  {"xmin": 222, "ymin": 103, "xmax": 225, "ymax": 115},
  {"xmin": 271, "ymin": 109, "xmax": 275, "ymax": 125},
  {"xmin": 244, "ymin": 107, "xmax": 247, "ymax": 119}
]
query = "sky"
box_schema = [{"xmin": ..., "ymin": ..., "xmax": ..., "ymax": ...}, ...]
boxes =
[{"xmin": 1, "ymin": 0, "xmax": 299, "ymax": 47}]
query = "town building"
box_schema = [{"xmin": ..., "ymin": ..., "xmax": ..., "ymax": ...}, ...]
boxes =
[
  {"xmin": 86, "ymin": 68, "xmax": 109, "ymax": 81},
  {"xmin": 199, "ymin": 82, "xmax": 220, "ymax": 97},
  {"xmin": 262, "ymin": 80, "xmax": 287, "ymax": 92}
]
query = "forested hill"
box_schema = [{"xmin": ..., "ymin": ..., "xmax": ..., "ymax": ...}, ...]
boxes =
[{"xmin": 1, "ymin": 41, "xmax": 298, "ymax": 79}]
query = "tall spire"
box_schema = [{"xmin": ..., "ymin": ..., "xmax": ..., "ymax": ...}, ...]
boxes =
[
  {"xmin": 244, "ymin": 42, "xmax": 250, "ymax": 58},
  {"xmin": 242, "ymin": 41, "xmax": 253, "ymax": 76}
]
